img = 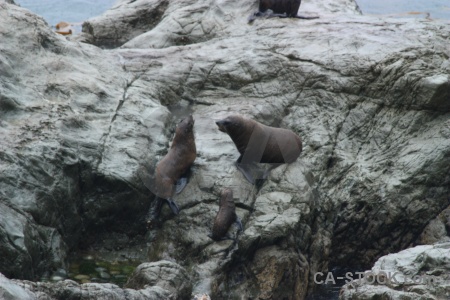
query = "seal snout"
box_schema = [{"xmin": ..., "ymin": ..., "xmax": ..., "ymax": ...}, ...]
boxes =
[{"xmin": 215, "ymin": 120, "xmax": 227, "ymax": 133}]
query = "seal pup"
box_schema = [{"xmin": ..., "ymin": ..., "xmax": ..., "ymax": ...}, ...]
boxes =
[
  {"xmin": 215, "ymin": 114, "xmax": 302, "ymax": 184},
  {"xmin": 210, "ymin": 188, "xmax": 243, "ymax": 241},
  {"xmin": 248, "ymin": 0, "xmax": 319, "ymax": 23},
  {"xmin": 146, "ymin": 115, "xmax": 196, "ymax": 225}
]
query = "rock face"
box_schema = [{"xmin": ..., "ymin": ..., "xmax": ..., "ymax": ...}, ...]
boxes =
[
  {"xmin": 1, "ymin": 261, "xmax": 190, "ymax": 299},
  {"xmin": 125, "ymin": 260, "xmax": 192, "ymax": 298},
  {"xmin": 0, "ymin": 0, "xmax": 166, "ymax": 280},
  {"xmin": 339, "ymin": 243, "xmax": 450, "ymax": 300},
  {"xmin": 0, "ymin": 0, "xmax": 449, "ymax": 299},
  {"xmin": 80, "ymin": 0, "xmax": 361, "ymax": 49}
]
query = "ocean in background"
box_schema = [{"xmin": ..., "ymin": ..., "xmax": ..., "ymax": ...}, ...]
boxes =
[
  {"xmin": 14, "ymin": 0, "xmax": 450, "ymax": 27},
  {"xmin": 357, "ymin": 0, "xmax": 450, "ymax": 20},
  {"xmin": 14, "ymin": 0, "xmax": 117, "ymax": 26}
]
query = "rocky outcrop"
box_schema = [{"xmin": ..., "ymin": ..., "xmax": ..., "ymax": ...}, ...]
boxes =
[
  {"xmin": 0, "ymin": 0, "xmax": 165, "ymax": 280},
  {"xmin": 80, "ymin": 0, "xmax": 170, "ymax": 48},
  {"xmin": 125, "ymin": 261, "xmax": 192, "ymax": 298},
  {"xmin": 339, "ymin": 242, "xmax": 450, "ymax": 300},
  {"xmin": 80, "ymin": 0, "xmax": 361, "ymax": 49},
  {"xmin": 0, "ymin": 0, "xmax": 449, "ymax": 299},
  {"xmin": 417, "ymin": 205, "xmax": 450, "ymax": 245},
  {"xmin": 1, "ymin": 261, "xmax": 189, "ymax": 299}
]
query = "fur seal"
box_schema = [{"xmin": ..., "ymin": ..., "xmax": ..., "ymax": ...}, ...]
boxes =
[
  {"xmin": 215, "ymin": 114, "xmax": 302, "ymax": 184},
  {"xmin": 248, "ymin": 0, "xmax": 319, "ymax": 23},
  {"xmin": 146, "ymin": 115, "xmax": 196, "ymax": 224},
  {"xmin": 211, "ymin": 188, "xmax": 243, "ymax": 241}
]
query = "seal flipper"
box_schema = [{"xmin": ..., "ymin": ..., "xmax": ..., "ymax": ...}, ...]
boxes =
[
  {"xmin": 146, "ymin": 197, "xmax": 164, "ymax": 228},
  {"xmin": 248, "ymin": 12, "xmax": 259, "ymax": 23},
  {"xmin": 269, "ymin": 12, "xmax": 288, "ymax": 18},
  {"xmin": 235, "ymin": 154, "xmax": 255, "ymax": 183},
  {"xmin": 235, "ymin": 162, "xmax": 255, "ymax": 184},
  {"xmin": 175, "ymin": 168, "xmax": 191, "ymax": 194},
  {"xmin": 175, "ymin": 177, "xmax": 188, "ymax": 194},
  {"xmin": 166, "ymin": 198, "xmax": 180, "ymax": 215}
]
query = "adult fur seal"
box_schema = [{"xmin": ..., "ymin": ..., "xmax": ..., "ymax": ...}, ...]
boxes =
[
  {"xmin": 147, "ymin": 115, "xmax": 196, "ymax": 224},
  {"xmin": 248, "ymin": 0, "xmax": 319, "ymax": 23},
  {"xmin": 211, "ymin": 188, "xmax": 243, "ymax": 241},
  {"xmin": 216, "ymin": 114, "xmax": 302, "ymax": 184}
]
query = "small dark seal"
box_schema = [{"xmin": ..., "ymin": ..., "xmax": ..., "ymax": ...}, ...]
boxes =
[
  {"xmin": 211, "ymin": 188, "xmax": 243, "ymax": 241},
  {"xmin": 248, "ymin": 0, "xmax": 319, "ymax": 23},
  {"xmin": 216, "ymin": 114, "xmax": 302, "ymax": 184},
  {"xmin": 146, "ymin": 115, "xmax": 196, "ymax": 225}
]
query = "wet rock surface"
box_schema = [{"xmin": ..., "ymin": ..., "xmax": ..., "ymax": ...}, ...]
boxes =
[{"xmin": 0, "ymin": 0, "xmax": 449, "ymax": 299}]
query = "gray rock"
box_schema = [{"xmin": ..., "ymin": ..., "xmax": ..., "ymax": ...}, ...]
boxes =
[
  {"xmin": 0, "ymin": 0, "xmax": 167, "ymax": 279},
  {"xmin": 0, "ymin": 273, "xmax": 34, "ymax": 300},
  {"xmin": 0, "ymin": 261, "xmax": 190, "ymax": 299},
  {"xmin": 10, "ymin": 278, "xmax": 172, "ymax": 300},
  {"xmin": 0, "ymin": 0, "xmax": 449, "ymax": 299},
  {"xmin": 0, "ymin": 201, "xmax": 68, "ymax": 280},
  {"xmin": 81, "ymin": 0, "xmax": 362, "ymax": 49},
  {"xmin": 125, "ymin": 261, "xmax": 192, "ymax": 298},
  {"xmin": 81, "ymin": 0, "xmax": 170, "ymax": 48},
  {"xmin": 339, "ymin": 243, "xmax": 450, "ymax": 300},
  {"xmin": 99, "ymin": 271, "xmax": 111, "ymax": 280},
  {"xmin": 417, "ymin": 205, "xmax": 450, "ymax": 245}
]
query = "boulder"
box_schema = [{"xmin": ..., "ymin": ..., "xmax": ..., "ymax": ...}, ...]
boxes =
[
  {"xmin": 126, "ymin": 261, "xmax": 192, "ymax": 298},
  {"xmin": 339, "ymin": 243, "xmax": 450, "ymax": 300},
  {"xmin": 0, "ymin": 0, "xmax": 449, "ymax": 299}
]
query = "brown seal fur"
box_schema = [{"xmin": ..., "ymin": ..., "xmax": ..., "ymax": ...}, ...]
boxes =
[
  {"xmin": 248, "ymin": 0, "xmax": 319, "ymax": 23},
  {"xmin": 151, "ymin": 115, "xmax": 196, "ymax": 216},
  {"xmin": 260, "ymin": 0, "xmax": 302, "ymax": 17},
  {"xmin": 216, "ymin": 114, "xmax": 302, "ymax": 163},
  {"xmin": 211, "ymin": 188, "xmax": 238, "ymax": 241}
]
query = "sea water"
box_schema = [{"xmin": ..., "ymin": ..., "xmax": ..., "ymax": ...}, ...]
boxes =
[
  {"xmin": 357, "ymin": 0, "xmax": 450, "ymax": 19},
  {"xmin": 15, "ymin": 0, "xmax": 450, "ymax": 26},
  {"xmin": 14, "ymin": 0, "xmax": 117, "ymax": 26}
]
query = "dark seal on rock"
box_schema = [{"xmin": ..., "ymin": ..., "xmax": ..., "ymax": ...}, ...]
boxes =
[
  {"xmin": 216, "ymin": 114, "xmax": 302, "ymax": 184},
  {"xmin": 146, "ymin": 115, "xmax": 196, "ymax": 225},
  {"xmin": 248, "ymin": 0, "xmax": 319, "ymax": 23},
  {"xmin": 211, "ymin": 188, "xmax": 243, "ymax": 241}
]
